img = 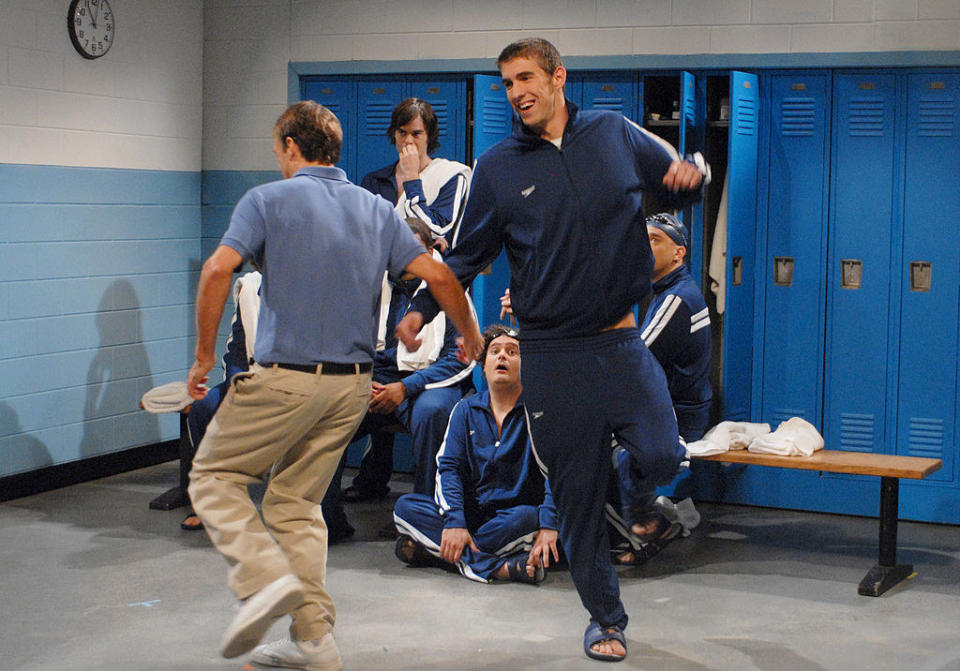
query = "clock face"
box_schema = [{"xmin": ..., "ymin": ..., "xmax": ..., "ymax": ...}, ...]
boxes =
[{"xmin": 68, "ymin": 0, "xmax": 115, "ymax": 60}]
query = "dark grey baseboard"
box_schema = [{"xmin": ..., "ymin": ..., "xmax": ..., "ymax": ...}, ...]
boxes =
[{"xmin": 0, "ymin": 440, "xmax": 179, "ymax": 503}]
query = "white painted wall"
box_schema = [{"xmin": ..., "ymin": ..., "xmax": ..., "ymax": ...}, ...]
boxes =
[
  {"xmin": 203, "ymin": 0, "xmax": 960, "ymax": 171},
  {"xmin": 0, "ymin": 0, "xmax": 202, "ymax": 171}
]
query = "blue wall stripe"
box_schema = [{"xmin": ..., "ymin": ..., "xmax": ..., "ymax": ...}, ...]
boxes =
[
  {"xmin": 0, "ymin": 164, "xmax": 200, "ymax": 205},
  {"xmin": 1, "ymin": 163, "xmax": 199, "ymax": 479}
]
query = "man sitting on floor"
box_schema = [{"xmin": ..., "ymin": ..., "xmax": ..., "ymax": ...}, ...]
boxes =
[
  {"xmin": 393, "ymin": 325, "xmax": 559, "ymax": 584},
  {"xmin": 321, "ymin": 218, "xmax": 474, "ymax": 538},
  {"xmin": 609, "ymin": 212, "xmax": 712, "ymax": 565}
]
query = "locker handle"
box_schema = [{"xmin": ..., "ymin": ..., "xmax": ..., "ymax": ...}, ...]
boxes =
[
  {"xmin": 910, "ymin": 262, "xmax": 932, "ymax": 292},
  {"xmin": 732, "ymin": 257, "xmax": 743, "ymax": 286},
  {"xmin": 841, "ymin": 259, "xmax": 862, "ymax": 289},
  {"xmin": 774, "ymin": 257, "xmax": 794, "ymax": 287}
]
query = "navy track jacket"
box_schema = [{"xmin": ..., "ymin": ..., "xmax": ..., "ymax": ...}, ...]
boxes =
[
  {"xmin": 411, "ymin": 101, "xmax": 704, "ymax": 339},
  {"xmin": 435, "ymin": 390, "xmax": 557, "ymax": 531}
]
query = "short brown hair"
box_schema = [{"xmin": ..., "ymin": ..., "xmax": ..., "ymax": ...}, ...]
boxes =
[
  {"xmin": 405, "ymin": 217, "xmax": 432, "ymax": 248},
  {"xmin": 479, "ymin": 323, "xmax": 519, "ymax": 367},
  {"xmin": 274, "ymin": 101, "xmax": 342, "ymax": 165},
  {"xmin": 496, "ymin": 37, "xmax": 563, "ymax": 76},
  {"xmin": 387, "ymin": 98, "xmax": 440, "ymax": 154}
]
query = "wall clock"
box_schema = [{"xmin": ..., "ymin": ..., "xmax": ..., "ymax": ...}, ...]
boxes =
[{"xmin": 68, "ymin": 0, "xmax": 114, "ymax": 59}]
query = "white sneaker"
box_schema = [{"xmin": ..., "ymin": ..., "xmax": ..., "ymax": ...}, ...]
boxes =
[
  {"xmin": 250, "ymin": 635, "xmax": 342, "ymax": 671},
  {"xmin": 220, "ymin": 575, "xmax": 305, "ymax": 659}
]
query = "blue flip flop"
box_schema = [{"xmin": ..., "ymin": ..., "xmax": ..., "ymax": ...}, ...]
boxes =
[{"xmin": 584, "ymin": 621, "xmax": 627, "ymax": 662}]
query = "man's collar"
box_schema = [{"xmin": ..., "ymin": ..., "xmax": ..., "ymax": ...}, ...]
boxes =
[
  {"xmin": 512, "ymin": 98, "xmax": 579, "ymax": 144},
  {"xmin": 294, "ymin": 165, "xmax": 347, "ymax": 180}
]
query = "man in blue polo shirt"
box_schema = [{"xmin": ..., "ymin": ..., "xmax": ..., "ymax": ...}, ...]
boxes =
[{"xmin": 186, "ymin": 101, "xmax": 481, "ymax": 670}]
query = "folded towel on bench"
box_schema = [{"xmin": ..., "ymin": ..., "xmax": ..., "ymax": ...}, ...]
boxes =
[
  {"xmin": 748, "ymin": 417, "xmax": 824, "ymax": 457},
  {"xmin": 686, "ymin": 421, "xmax": 771, "ymax": 457}
]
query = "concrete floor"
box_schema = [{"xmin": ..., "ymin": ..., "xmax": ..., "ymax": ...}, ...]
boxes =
[{"xmin": 2, "ymin": 462, "xmax": 959, "ymax": 671}]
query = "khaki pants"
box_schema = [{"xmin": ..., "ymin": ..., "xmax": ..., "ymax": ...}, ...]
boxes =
[{"xmin": 189, "ymin": 363, "xmax": 370, "ymax": 641}]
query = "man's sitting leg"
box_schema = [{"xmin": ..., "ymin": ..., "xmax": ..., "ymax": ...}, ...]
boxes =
[
  {"xmin": 405, "ymin": 386, "xmax": 463, "ymax": 496},
  {"xmin": 344, "ymin": 430, "xmax": 395, "ymax": 502}
]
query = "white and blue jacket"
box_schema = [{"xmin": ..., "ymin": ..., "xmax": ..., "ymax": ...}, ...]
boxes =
[
  {"xmin": 641, "ymin": 264, "xmax": 713, "ymax": 410},
  {"xmin": 411, "ymin": 101, "xmax": 706, "ymax": 339},
  {"xmin": 435, "ymin": 391, "xmax": 557, "ymax": 530}
]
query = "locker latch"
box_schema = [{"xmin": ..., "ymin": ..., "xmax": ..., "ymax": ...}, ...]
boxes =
[
  {"xmin": 774, "ymin": 257, "xmax": 794, "ymax": 286},
  {"xmin": 910, "ymin": 261, "xmax": 932, "ymax": 292},
  {"xmin": 732, "ymin": 257, "xmax": 743, "ymax": 286},
  {"xmin": 841, "ymin": 259, "xmax": 862, "ymax": 289}
]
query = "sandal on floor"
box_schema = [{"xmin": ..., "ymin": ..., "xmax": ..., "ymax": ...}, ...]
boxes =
[
  {"xmin": 394, "ymin": 534, "xmax": 436, "ymax": 566},
  {"xmin": 343, "ymin": 485, "xmax": 389, "ymax": 503},
  {"xmin": 611, "ymin": 546, "xmax": 649, "ymax": 566},
  {"xmin": 180, "ymin": 513, "xmax": 204, "ymax": 531},
  {"xmin": 584, "ymin": 621, "xmax": 627, "ymax": 662},
  {"xmin": 503, "ymin": 556, "xmax": 545, "ymax": 585},
  {"xmin": 628, "ymin": 509, "xmax": 680, "ymax": 543}
]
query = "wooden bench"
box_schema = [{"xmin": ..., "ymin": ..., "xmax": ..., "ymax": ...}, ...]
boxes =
[{"xmin": 690, "ymin": 449, "xmax": 942, "ymax": 597}]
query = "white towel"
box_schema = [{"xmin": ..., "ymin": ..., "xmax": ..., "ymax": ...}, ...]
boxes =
[
  {"xmin": 140, "ymin": 381, "xmax": 192, "ymax": 414},
  {"xmin": 685, "ymin": 420, "xmax": 771, "ymax": 457},
  {"xmin": 748, "ymin": 417, "xmax": 824, "ymax": 457},
  {"xmin": 708, "ymin": 172, "xmax": 729, "ymax": 314}
]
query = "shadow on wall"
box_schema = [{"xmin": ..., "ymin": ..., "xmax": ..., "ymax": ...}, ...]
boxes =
[
  {"xmin": 0, "ymin": 402, "xmax": 53, "ymax": 473},
  {"xmin": 79, "ymin": 280, "xmax": 160, "ymax": 458}
]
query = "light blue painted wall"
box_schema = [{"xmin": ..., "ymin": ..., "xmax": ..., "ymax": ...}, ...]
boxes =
[{"xmin": 0, "ymin": 164, "xmax": 201, "ymax": 478}]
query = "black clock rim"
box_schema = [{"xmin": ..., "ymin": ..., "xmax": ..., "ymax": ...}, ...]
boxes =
[{"xmin": 67, "ymin": 0, "xmax": 114, "ymax": 60}]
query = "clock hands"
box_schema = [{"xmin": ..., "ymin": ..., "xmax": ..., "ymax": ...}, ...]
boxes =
[{"xmin": 85, "ymin": 0, "xmax": 99, "ymax": 29}]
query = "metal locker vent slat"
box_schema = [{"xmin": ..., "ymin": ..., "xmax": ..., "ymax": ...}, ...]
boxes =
[
  {"xmin": 780, "ymin": 98, "xmax": 816, "ymax": 136},
  {"xmin": 481, "ymin": 103, "xmax": 509, "ymax": 134},
  {"xmin": 840, "ymin": 413, "xmax": 875, "ymax": 450},
  {"xmin": 590, "ymin": 97, "xmax": 625, "ymax": 111},
  {"xmin": 363, "ymin": 102, "xmax": 394, "ymax": 135},
  {"xmin": 848, "ymin": 98, "xmax": 885, "ymax": 137},
  {"xmin": 908, "ymin": 417, "xmax": 944, "ymax": 457},
  {"xmin": 735, "ymin": 97, "xmax": 757, "ymax": 136},
  {"xmin": 918, "ymin": 98, "xmax": 955, "ymax": 137}
]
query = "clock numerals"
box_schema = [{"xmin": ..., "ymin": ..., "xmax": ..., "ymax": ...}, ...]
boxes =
[{"xmin": 68, "ymin": 0, "xmax": 114, "ymax": 59}]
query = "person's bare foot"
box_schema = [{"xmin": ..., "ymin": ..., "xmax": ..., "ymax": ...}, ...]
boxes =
[
  {"xmin": 591, "ymin": 632, "xmax": 626, "ymax": 658},
  {"xmin": 494, "ymin": 560, "xmax": 537, "ymax": 580}
]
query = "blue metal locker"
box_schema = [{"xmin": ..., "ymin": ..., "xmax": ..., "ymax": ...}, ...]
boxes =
[
  {"xmin": 581, "ymin": 74, "xmax": 639, "ymax": 122},
  {"xmin": 760, "ymin": 73, "xmax": 831, "ymax": 428},
  {"xmin": 407, "ymin": 78, "xmax": 467, "ymax": 164},
  {"xmin": 722, "ymin": 72, "xmax": 760, "ymax": 421},
  {"xmin": 897, "ymin": 72, "xmax": 960, "ymax": 488},
  {"xmin": 470, "ymin": 74, "xmax": 513, "ymax": 332},
  {"xmin": 825, "ymin": 72, "xmax": 898, "ymax": 458},
  {"xmin": 356, "ymin": 80, "xmax": 404, "ymax": 184},
  {"xmin": 300, "ymin": 78, "xmax": 357, "ymax": 180},
  {"xmin": 563, "ymin": 74, "xmax": 583, "ymax": 109}
]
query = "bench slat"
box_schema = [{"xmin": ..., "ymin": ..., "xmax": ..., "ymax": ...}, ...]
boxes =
[{"xmin": 692, "ymin": 449, "xmax": 941, "ymax": 479}]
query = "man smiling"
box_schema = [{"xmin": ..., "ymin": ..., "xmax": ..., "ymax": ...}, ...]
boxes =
[{"xmin": 398, "ymin": 38, "xmax": 708, "ymax": 662}]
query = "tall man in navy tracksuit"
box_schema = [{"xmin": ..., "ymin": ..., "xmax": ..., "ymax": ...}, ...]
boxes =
[
  {"xmin": 396, "ymin": 38, "xmax": 707, "ymax": 663},
  {"xmin": 609, "ymin": 213, "xmax": 713, "ymax": 564}
]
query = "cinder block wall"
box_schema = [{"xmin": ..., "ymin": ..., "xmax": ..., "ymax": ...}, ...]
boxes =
[{"xmin": 0, "ymin": 1, "xmax": 202, "ymax": 477}]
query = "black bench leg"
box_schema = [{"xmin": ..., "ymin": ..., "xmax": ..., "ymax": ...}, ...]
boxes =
[
  {"xmin": 148, "ymin": 413, "xmax": 192, "ymax": 511},
  {"xmin": 858, "ymin": 476, "xmax": 914, "ymax": 596}
]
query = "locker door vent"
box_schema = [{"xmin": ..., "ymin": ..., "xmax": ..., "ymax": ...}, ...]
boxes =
[
  {"xmin": 590, "ymin": 97, "xmax": 626, "ymax": 113},
  {"xmin": 429, "ymin": 100, "xmax": 450, "ymax": 134},
  {"xmin": 363, "ymin": 102, "xmax": 394, "ymax": 136},
  {"xmin": 735, "ymin": 97, "xmax": 757, "ymax": 136},
  {"xmin": 779, "ymin": 98, "xmax": 816, "ymax": 136},
  {"xmin": 918, "ymin": 98, "xmax": 955, "ymax": 137},
  {"xmin": 684, "ymin": 96, "xmax": 695, "ymax": 125},
  {"xmin": 480, "ymin": 103, "xmax": 509, "ymax": 136},
  {"xmin": 907, "ymin": 417, "xmax": 944, "ymax": 458},
  {"xmin": 848, "ymin": 98, "xmax": 885, "ymax": 137},
  {"xmin": 840, "ymin": 413, "xmax": 875, "ymax": 451}
]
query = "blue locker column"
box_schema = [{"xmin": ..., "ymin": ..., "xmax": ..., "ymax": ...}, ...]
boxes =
[
  {"xmin": 300, "ymin": 78, "xmax": 357, "ymax": 181},
  {"xmin": 760, "ymin": 74, "xmax": 831, "ymax": 427},
  {"xmin": 824, "ymin": 73, "xmax": 898, "ymax": 454},
  {"xmin": 470, "ymin": 74, "xmax": 513, "ymax": 330},
  {"xmin": 679, "ymin": 71, "xmax": 701, "ymax": 280},
  {"xmin": 356, "ymin": 81, "xmax": 404, "ymax": 184},
  {"xmin": 563, "ymin": 73, "xmax": 583, "ymax": 109},
  {"xmin": 407, "ymin": 79, "xmax": 466, "ymax": 164},
  {"xmin": 580, "ymin": 73, "xmax": 639, "ymax": 122},
  {"xmin": 897, "ymin": 72, "xmax": 960, "ymax": 485},
  {"xmin": 722, "ymin": 72, "xmax": 759, "ymax": 421}
]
